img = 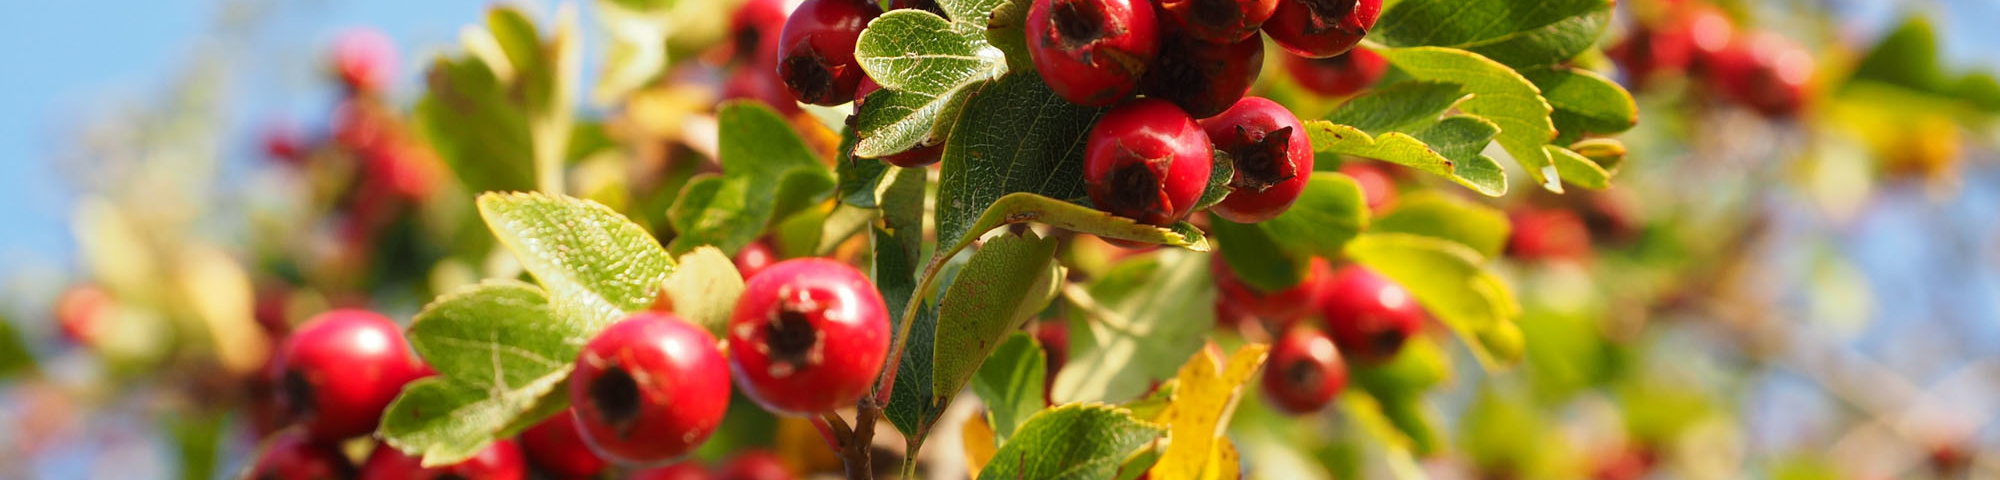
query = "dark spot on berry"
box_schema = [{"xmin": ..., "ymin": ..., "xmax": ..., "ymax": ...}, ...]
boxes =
[
  {"xmin": 1105, "ymin": 157, "xmax": 1171, "ymax": 223},
  {"xmin": 765, "ymin": 308, "xmax": 821, "ymax": 370},
  {"xmin": 282, "ymin": 370, "xmax": 315, "ymax": 419},
  {"xmin": 734, "ymin": 29, "xmax": 764, "ymax": 61},
  {"xmin": 1301, "ymin": 0, "xmax": 1362, "ymax": 35},
  {"xmin": 1227, "ymin": 125, "xmax": 1296, "ymax": 192},
  {"xmin": 781, "ymin": 49, "xmax": 838, "ymax": 105},
  {"xmin": 899, "ymin": 0, "xmax": 947, "ymax": 17},
  {"xmin": 1284, "ymin": 357, "xmax": 1323, "ymax": 391},
  {"xmin": 437, "ymin": 475, "xmax": 468, "ymax": 480},
  {"xmin": 1368, "ymin": 325, "xmax": 1407, "ymax": 358},
  {"xmin": 1050, "ymin": 0, "xmax": 1109, "ymax": 51},
  {"xmin": 588, "ymin": 366, "xmax": 642, "ymax": 429}
]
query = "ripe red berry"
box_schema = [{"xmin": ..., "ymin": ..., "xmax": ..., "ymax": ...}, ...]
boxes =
[
  {"xmin": 1338, "ymin": 161, "xmax": 1396, "ymax": 210},
  {"xmin": 1200, "ymin": 96, "xmax": 1312, "ymax": 223},
  {"xmin": 519, "ymin": 409, "xmax": 608, "ymax": 478},
  {"xmin": 263, "ymin": 123, "xmax": 306, "ymax": 165},
  {"xmin": 1212, "ymin": 256, "xmax": 1325, "ymax": 330},
  {"xmin": 630, "ymin": 462, "xmax": 714, "ymax": 480},
  {"xmin": 730, "ymin": 0, "xmax": 790, "ymax": 65},
  {"xmin": 1262, "ymin": 0, "xmax": 1380, "ymax": 59},
  {"xmin": 734, "ymin": 240, "xmax": 780, "ymax": 280},
  {"xmin": 728, "ymin": 258, "xmax": 891, "ymax": 415},
  {"xmin": 358, "ymin": 439, "xmax": 526, "ymax": 480},
  {"xmin": 888, "ymin": 0, "xmax": 947, "ymax": 17},
  {"xmin": 54, "ymin": 284, "xmax": 112, "ymax": 345},
  {"xmin": 1157, "ymin": 0, "xmax": 1278, "ymax": 44},
  {"xmin": 726, "ymin": 63, "xmax": 804, "ymax": 116},
  {"xmin": 717, "ymin": 450, "xmax": 796, "ymax": 480},
  {"xmin": 247, "ymin": 430, "xmax": 357, "ymax": 480},
  {"xmin": 332, "ymin": 28, "xmax": 397, "ymax": 93},
  {"xmin": 277, "ymin": 309, "xmax": 427, "ymax": 442},
  {"xmin": 1140, "ymin": 29, "xmax": 1264, "ymax": 119},
  {"xmin": 1032, "ymin": 319, "xmax": 1069, "ymax": 405},
  {"xmin": 1283, "ymin": 47, "xmax": 1385, "ymax": 97},
  {"xmin": 1506, "ymin": 208, "xmax": 1593, "ymax": 262},
  {"xmin": 776, "ymin": 0, "xmax": 882, "ymax": 106},
  {"xmin": 1025, "ymin": 0, "xmax": 1161, "ymax": 106},
  {"xmin": 1706, "ymin": 32, "xmax": 1812, "ymax": 117},
  {"xmin": 1317, "ymin": 265, "xmax": 1423, "ymax": 363},
  {"xmin": 1084, "ymin": 99, "xmax": 1214, "ymax": 227},
  {"xmin": 1260, "ymin": 326, "xmax": 1348, "ymax": 414},
  {"xmin": 570, "ymin": 313, "xmax": 731, "ymax": 465},
  {"xmin": 853, "ymin": 78, "xmax": 946, "ymax": 167}
]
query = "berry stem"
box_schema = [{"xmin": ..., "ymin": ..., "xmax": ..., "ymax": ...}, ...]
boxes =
[{"xmin": 810, "ymin": 414, "xmax": 847, "ymax": 452}]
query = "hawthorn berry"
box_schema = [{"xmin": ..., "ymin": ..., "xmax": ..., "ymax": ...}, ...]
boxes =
[
  {"xmin": 1506, "ymin": 208, "xmax": 1592, "ymax": 262},
  {"xmin": 569, "ymin": 313, "xmax": 731, "ymax": 464},
  {"xmin": 1262, "ymin": 0, "xmax": 1380, "ymax": 58},
  {"xmin": 1283, "ymin": 47, "xmax": 1386, "ymax": 97},
  {"xmin": 1706, "ymin": 32, "xmax": 1812, "ymax": 117},
  {"xmin": 332, "ymin": 28, "xmax": 397, "ymax": 93},
  {"xmin": 1025, "ymin": 0, "xmax": 1161, "ymax": 106},
  {"xmin": 734, "ymin": 240, "xmax": 780, "ymax": 280},
  {"xmin": 246, "ymin": 430, "xmax": 356, "ymax": 480},
  {"xmin": 276, "ymin": 309, "xmax": 427, "ymax": 442},
  {"xmin": 519, "ymin": 409, "xmax": 608, "ymax": 478},
  {"xmin": 1260, "ymin": 326, "xmax": 1348, "ymax": 414},
  {"xmin": 1157, "ymin": 0, "xmax": 1278, "ymax": 44},
  {"xmin": 888, "ymin": 0, "xmax": 947, "ymax": 18},
  {"xmin": 717, "ymin": 450, "xmax": 796, "ymax": 480},
  {"xmin": 1338, "ymin": 162, "xmax": 1396, "ymax": 210},
  {"xmin": 358, "ymin": 439, "xmax": 526, "ymax": 480},
  {"xmin": 728, "ymin": 258, "xmax": 891, "ymax": 415},
  {"xmin": 1317, "ymin": 265, "xmax": 1423, "ymax": 363},
  {"xmin": 1083, "ymin": 99, "xmax": 1214, "ymax": 227},
  {"xmin": 776, "ymin": 0, "xmax": 882, "ymax": 106},
  {"xmin": 726, "ymin": 63, "xmax": 804, "ymax": 116},
  {"xmin": 1201, "ymin": 96, "xmax": 1312, "ymax": 223},
  {"xmin": 54, "ymin": 284, "xmax": 112, "ymax": 345},
  {"xmin": 1212, "ymin": 256, "xmax": 1326, "ymax": 329},
  {"xmin": 853, "ymin": 78, "xmax": 946, "ymax": 167},
  {"xmin": 730, "ymin": 0, "xmax": 790, "ymax": 64},
  {"xmin": 1033, "ymin": 319, "xmax": 1070, "ymax": 405},
  {"xmin": 1140, "ymin": 28, "xmax": 1265, "ymax": 119},
  {"xmin": 263, "ymin": 123, "xmax": 306, "ymax": 165},
  {"xmin": 629, "ymin": 462, "xmax": 714, "ymax": 480}
]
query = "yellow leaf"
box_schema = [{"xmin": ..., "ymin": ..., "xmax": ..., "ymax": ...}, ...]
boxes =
[
  {"xmin": 962, "ymin": 413, "xmax": 998, "ymax": 477},
  {"xmin": 1148, "ymin": 343, "xmax": 1270, "ymax": 480}
]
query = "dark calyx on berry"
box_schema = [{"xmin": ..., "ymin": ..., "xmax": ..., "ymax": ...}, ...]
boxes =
[
  {"xmin": 763, "ymin": 306, "xmax": 824, "ymax": 376},
  {"xmin": 587, "ymin": 366, "xmax": 643, "ymax": 434},
  {"xmin": 1301, "ymin": 0, "xmax": 1363, "ymax": 36},
  {"xmin": 1226, "ymin": 125, "xmax": 1298, "ymax": 193},
  {"xmin": 782, "ymin": 52, "xmax": 842, "ymax": 105},
  {"xmin": 1051, "ymin": 1, "xmax": 1116, "ymax": 52},
  {"xmin": 1103, "ymin": 157, "xmax": 1177, "ymax": 225}
]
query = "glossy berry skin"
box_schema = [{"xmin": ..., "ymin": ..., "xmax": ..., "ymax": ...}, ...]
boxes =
[
  {"xmin": 1025, "ymin": 0, "xmax": 1161, "ymax": 106},
  {"xmin": 733, "ymin": 240, "xmax": 780, "ymax": 280},
  {"xmin": 629, "ymin": 462, "xmax": 713, "ymax": 480},
  {"xmin": 729, "ymin": 258, "xmax": 891, "ymax": 415},
  {"xmin": 1083, "ymin": 99, "xmax": 1214, "ymax": 226},
  {"xmin": 717, "ymin": 450, "xmax": 796, "ymax": 480},
  {"xmin": 1506, "ymin": 208, "xmax": 1592, "ymax": 262},
  {"xmin": 853, "ymin": 78, "xmax": 946, "ymax": 167},
  {"xmin": 1140, "ymin": 29, "xmax": 1264, "ymax": 119},
  {"xmin": 1212, "ymin": 256, "xmax": 1325, "ymax": 330},
  {"xmin": 1158, "ymin": 0, "xmax": 1278, "ymax": 44},
  {"xmin": 1200, "ymin": 97, "xmax": 1312, "ymax": 223},
  {"xmin": 332, "ymin": 28, "xmax": 397, "ymax": 93},
  {"xmin": 776, "ymin": 0, "xmax": 882, "ymax": 106},
  {"xmin": 1263, "ymin": 0, "xmax": 1380, "ymax": 58},
  {"xmin": 246, "ymin": 430, "xmax": 356, "ymax": 480},
  {"xmin": 277, "ymin": 309, "xmax": 427, "ymax": 443},
  {"xmin": 1283, "ymin": 47, "xmax": 1385, "ymax": 97},
  {"xmin": 358, "ymin": 439, "xmax": 526, "ymax": 480},
  {"xmin": 730, "ymin": 0, "xmax": 790, "ymax": 64},
  {"xmin": 1260, "ymin": 326, "xmax": 1348, "ymax": 414},
  {"xmin": 1338, "ymin": 162, "xmax": 1396, "ymax": 210},
  {"xmin": 569, "ymin": 313, "xmax": 731, "ymax": 465},
  {"xmin": 519, "ymin": 410, "xmax": 608, "ymax": 478},
  {"xmin": 1317, "ymin": 265, "xmax": 1423, "ymax": 363}
]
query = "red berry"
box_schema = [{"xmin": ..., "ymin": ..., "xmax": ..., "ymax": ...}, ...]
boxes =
[
  {"xmin": 1262, "ymin": 0, "xmax": 1380, "ymax": 58},
  {"xmin": 54, "ymin": 284, "xmax": 112, "ymax": 345},
  {"xmin": 1706, "ymin": 32, "xmax": 1812, "ymax": 117},
  {"xmin": 1283, "ymin": 47, "xmax": 1385, "ymax": 97},
  {"xmin": 1212, "ymin": 256, "xmax": 1325, "ymax": 329},
  {"xmin": 1032, "ymin": 320, "xmax": 1069, "ymax": 405},
  {"xmin": 726, "ymin": 63, "xmax": 804, "ymax": 116},
  {"xmin": 730, "ymin": 0, "xmax": 790, "ymax": 65},
  {"xmin": 1025, "ymin": 0, "xmax": 1161, "ymax": 106},
  {"xmin": 853, "ymin": 78, "xmax": 946, "ymax": 167},
  {"xmin": 1260, "ymin": 326, "xmax": 1348, "ymax": 414},
  {"xmin": 1317, "ymin": 265, "xmax": 1423, "ymax": 363},
  {"xmin": 570, "ymin": 313, "xmax": 731, "ymax": 465},
  {"xmin": 277, "ymin": 309, "xmax": 427, "ymax": 442},
  {"xmin": 1506, "ymin": 208, "xmax": 1593, "ymax": 262},
  {"xmin": 1338, "ymin": 162, "xmax": 1396, "ymax": 210},
  {"xmin": 1157, "ymin": 0, "xmax": 1279, "ymax": 44},
  {"xmin": 332, "ymin": 28, "xmax": 397, "ymax": 93},
  {"xmin": 263, "ymin": 123, "xmax": 306, "ymax": 164},
  {"xmin": 728, "ymin": 258, "xmax": 891, "ymax": 415},
  {"xmin": 358, "ymin": 439, "xmax": 526, "ymax": 480},
  {"xmin": 630, "ymin": 462, "xmax": 714, "ymax": 480},
  {"xmin": 246, "ymin": 430, "xmax": 356, "ymax": 480},
  {"xmin": 1200, "ymin": 96, "xmax": 1312, "ymax": 223},
  {"xmin": 888, "ymin": 0, "xmax": 947, "ymax": 17},
  {"xmin": 1084, "ymin": 99, "xmax": 1214, "ymax": 226},
  {"xmin": 1140, "ymin": 29, "xmax": 1264, "ymax": 119},
  {"xmin": 717, "ymin": 450, "xmax": 796, "ymax": 480},
  {"xmin": 519, "ymin": 410, "xmax": 608, "ymax": 478},
  {"xmin": 734, "ymin": 240, "xmax": 780, "ymax": 280},
  {"xmin": 776, "ymin": 0, "xmax": 882, "ymax": 106}
]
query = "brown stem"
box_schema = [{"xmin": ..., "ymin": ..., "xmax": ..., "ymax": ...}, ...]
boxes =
[{"xmin": 842, "ymin": 400, "xmax": 882, "ymax": 480}]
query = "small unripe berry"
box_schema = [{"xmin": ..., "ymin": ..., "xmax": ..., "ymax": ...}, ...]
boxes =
[
  {"xmin": 1083, "ymin": 99, "xmax": 1214, "ymax": 227},
  {"xmin": 519, "ymin": 409, "xmax": 608, "ymax": 478},
  {"xmin": 1157, "ymin": 0, "xmax": 1279, "ymax": 44},
  {"xmin": 1262, "ymin": 0, "xmax": 1380, "ymax": 59},
  {"xmin": 246, "ymin": 430, "xmax": 356, "ymax": 480},
  {"xmin": 276, "ymin": 309, "xmax": 427, "ymax": 443},
  {"xmin": 1283, "ymin": 47, "xmax": 1386, "ymax": 97},
  {"xmin": 1260, "ymin": 326, "xmax": 1348, "ymax": 414},
  {"xmin": 358, "ymin": 439, "xmax": 526, "ymax": 480},
  {"xmin": 728, "ymin": 258, "xmax": 891, "ymax": 415},
  {"xmin": 1025, "ymin": 0, "xmax": 1161, "ymax": 106},
  {"xmin": 1317, "ymin": 265, "xmax": 1423, "ymax": 363},
  {"xmin": 1140, "ymin": 29, "xmax": 1265, "ymax": 119},
  {"xmin": 569, "ymin": 313, "xmax": 731, "ymax": 464},
  {"xmin": 1200, "ymin": 96, "xmax": 1313, "ymax": 223},
  {"xmin": 776, "ymin": 0, "xmax": 882, "ymax": 106}
]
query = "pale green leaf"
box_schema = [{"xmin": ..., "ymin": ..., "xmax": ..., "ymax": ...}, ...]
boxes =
[
  {"xmin": 1379, "ymin": 47, "xmax": 1558, "ymax": 191},
  {"xmin": 1306, "ymin": 120, "xmax": 1507, "ymax": 196},
  {"xmin": 478, "ymin": 192, "xmax": 676, "ymax": 330},
  {"xmin": 1054, "ymin": 250, "xmax": 1215, "ymax": 403},
  {"xmin": 1370, "ymin": 192, "xmax": 1512, "ymax": 259},
  {"xmin": 971, "ymin": 333, "xmax": 1046, "ymax": 443},
  {"xmin": 977, "ymin": 404, "xmax": 1165, "ymax": 480},
  {"xmin": 933, "ymin": 230, "xmax": 1062, "ymax": 414},
  {"xmin": 660, "ymin": 246, "xmax": 744, "ymax": 336}
]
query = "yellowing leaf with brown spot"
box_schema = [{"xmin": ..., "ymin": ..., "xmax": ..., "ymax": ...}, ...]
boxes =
[{"xmin": 1147, "ymin": 343, "xmax": 1270, "ymax": 480}]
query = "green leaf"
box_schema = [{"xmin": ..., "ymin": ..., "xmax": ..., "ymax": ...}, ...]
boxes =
[
  {"xmin": 667, "ymin": 102, "xmax": 835, "ymax": 254},
  {"xmin": 1054, "ymin": 250, "xmax": 1215, "ymax": 403},
  {"xmin": 984, "ymin": 0, "xmax": 1034, "ymax": 72},
  {"xmin": 880, "ymin": 167, "xmax": 936, "ymax": 439},
  {"xmin": 1191, "ymin": 151, "xmax": 1236, "ymax": 213},
  {"xmin": 935, "ymin": 73, "xmax": 1107, "ymax": 250},
  {"xmin": 951, "ymin": 194, "xmax": 1211, "ymax": 265},
  {"xmin": 0, "ymin": 315, "xmax": 35, "ymax": 379},
  {"xmin": 1324, "ymin": 81, "xmax": 1469, "ymax": 133},
  {"xmin": 972, "ymin": 333, "xmax": 1046, "ymax": 443},
  {"xmin": 853, "ymin": 10, "xmax": 1003, "ymax": 157},
  {"xmin": 1521, "ymin": 66, "xmax": 1637, "ymax": 144},
  {"xmin": 415, "ymin": 55, "xmax": 536, "ymax": 193},
  {"xmin": 1370, "ymin": 192, "xmax": 1511, "ymax": 259},
  {"xmin": 1208, "ymin": 218, "xmax": 1307, "ymax": 293},
  {"xmin": 1258, "ymin": 172, "xmax": 1370, "ymax": 259},
  {"xmin": 977, "ymin": 404, "xmax": 1165, "ymax": 480},
  {"xmin": 1848, "ymin": 16, "xmax": 1950, "ymax": 95},
  {"xmin": 1547, "ymin": 144, "xmax": 1610, "ymax": 190},
  {"xmin": 478, "ymin": 192, "xmax": 676, "ymax": 330},
  {"xmin": 1377, "ymin": 0, "xmax": 1613, "ymax": 68},
  {"xmin": 660, "ymin": 246, "xmax": 744, "ymax": 336},
  {"xmin": 933, "ymin": 230, "xmax": 1062, "ymax": 417},
  {"xmin": 380, "ymin": 281, "xmax": 583, "ymax": 465},
  {"xmin": 835, "ymin": 127, "xmax": 891, "ymax": 208},
  {"xmin": 939, "ymin": 0, "xmax": 1010, "ymax": 23},
  {"xmin": 1379, "ymin": 47, "xmax": 1559, "ymax": 192},
  {"xmin": 855, "ymin": 86, "xmax": 982, "ymax": 158},
  {"xmin": 1346, "ymin": 234, "xmax": 1520, "ymax": 370},
  {"xmin": 1307, "ymin": 121, "xmax": 1506, "ymax": 196}
]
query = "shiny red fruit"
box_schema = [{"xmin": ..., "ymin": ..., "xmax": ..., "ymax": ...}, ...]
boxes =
[
  {"xmin": 728, "ymin": 258, "xmax": 891, "ymax": 415},
  {"xmin": 1706, "ymin": 32, "xmax": 1812, "ymax": 117},
  {"xmin": 730, "ymin": 0, "xmax": 790, "ymax": 64},
  {"xmin": 1262, "ymin": 0, "xmax": 1380, "ymax": 58},
  {"xmin": 332, "ymin": 28, "xmax": 397, "ymax": 93},
  {"xmin": 1083, "ymin": 99, "xmax": 1214, "ymax": 226},
  {"xmin": 889, "ymin": 0, "xmax": 947, "ymax": 17},
  {"xmin": 1338, "ymin": 162, "xmax": 1396, "ymax": 210},
  {"xmin": 1200, "ymin": 96, "xmax": 1312, "ymax": 223},
  {"xmin": 1025, "ymin": 0, "xmax": 1161, "ymax": 106},
  {"xmin": 630, "ymin": 462, "xmax": 714, "ymax": 480},
  {"xmin": 358, "ymin": 439, "xmax": 526, "ymax": 480},
  {"xmin": 1317, "ymin": 265, "xmax": 1423, "ymax": 363},
  {"xmin": 519, "ymin": 410, "xmax": 608, "ymax": 478},
  {"xmin": 570, "ymin": 313, "xmax": 731, "ymax": 464},
  {"xmin": 776, "ymin": 0, "xmax": 882, "ymax": 105},
  {"xmin": 1158, "ymin": 0, "xmax": 1278, "ymax": 44},
  {"xmin": 717, "ymin": 450, "xmax": 796, "ymax": 480},
  {"xmin": 1212, "ymin": 256, "xmax": 1326, "ymax": 329},
  {"xmin": 1260, "ymin": 326, "xmax": 1348, "ymax": 414},
  {"xmin": 246, "ymin": 430, "xmax": 356, "ymax": 480},
  {"xmin": 854, "ymin": 78, "xmax": 946, "ymax": 167},
  {"xmin": 1506, "ymin": 208, "xmax": 1593, "ymax": 262},
  {"xmin": 1140, "ymin": 29, "xmax": 1264, "ymax": 119},
  {"xmin": 1283, "ymin": 47, "xmax": 1386, "ymax": 97},
  {"xmin": 277, "ymin": 309, "xmax": 427, "ymax": 442},
  {"xmin": 734, "ymin": 240, "xmax": 780, "ymax": 280}
]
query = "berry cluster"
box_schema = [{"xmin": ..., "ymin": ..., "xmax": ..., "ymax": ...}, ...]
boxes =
[
  {"xmin": 1214, "ymin": 257, "xmax": 1426, "ymax": 414},
  {"xmin": 1609, "ymin": 1, "xmax": 1813, "ymax": 117}
]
